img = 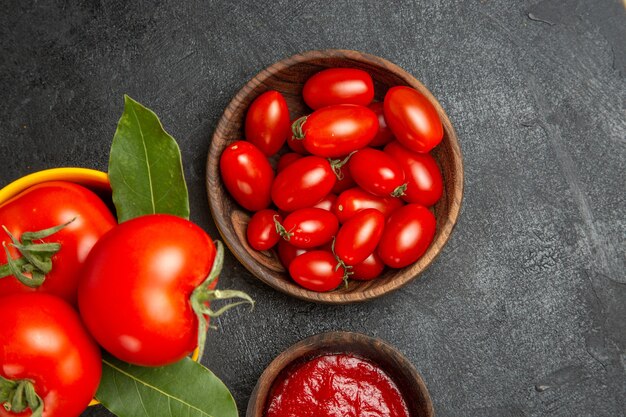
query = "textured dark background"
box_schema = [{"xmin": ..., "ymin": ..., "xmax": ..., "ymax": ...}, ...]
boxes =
[{"xmin": 1, "ymin": 0, "xmax": 624, "ymax": 416}]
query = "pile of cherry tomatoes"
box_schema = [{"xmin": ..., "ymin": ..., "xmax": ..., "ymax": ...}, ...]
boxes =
[{"xmin": 220, "ymin": 67, "xmax": 444, "ymax": 292}]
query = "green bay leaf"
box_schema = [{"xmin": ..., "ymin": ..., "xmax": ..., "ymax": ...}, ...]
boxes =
[
  {"xmin": 96, "ymin": 354, "xmax": 237, "ymax": 417},
  {"xmin": 109, "ymin": 95, "xmax": 189, "ymax": 222}
]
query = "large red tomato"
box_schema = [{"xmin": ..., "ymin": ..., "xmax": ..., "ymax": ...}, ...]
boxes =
[
  {"xmin": 245, "ymin": 90, "xmax": 291, "ymax": 156},
  {"xmin": 0, "ymin": 181, "xmax": 116, "ymax": 305},
  {"xmin": 378, "ymin": 204, "xmax": 436, "ymax": 268},
  {"xmin": 333, "ymin": 187, "xmax": 404, "ymax": 223},
  {"xmin": 220, "ymin": 141, "xmax": 274, "ymax": 211},
  {"xmin": 271, "ymin": 156, "xmax": 336, "ymax": 211},
  {"xmin": 0, "ymin": 293, "xmax": 101, "ymax": 417},
  {"xmin": 383, "ymin": 86, "xmax": 443, "ymax": 153},
  {"xmin": 302, "ymin": 68, "xmax": 374, "ymax": 109},
  {"xmin": 384, "ymin": 141, "xmax": 443, "ymax": 206},
  {"xmin": 78, "ymin": 214, "xmax": 252, "ymax": 366},
  {"xmin": 292, "ymin": 105, "xmax": 378, "ymax": 158}
]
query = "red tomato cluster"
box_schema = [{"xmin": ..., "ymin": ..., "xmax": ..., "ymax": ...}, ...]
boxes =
[{"xmin": 221, "ymin": 68, "xmax": 444, "ymax": 292}]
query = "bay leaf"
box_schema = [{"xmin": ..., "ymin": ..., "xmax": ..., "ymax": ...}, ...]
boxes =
[
  {"xmin": 96, "ymin": 354, "xmax": 237, "ymax": 417},
  {"xmin": 108, "ymin": 95, "xmax": 189, "ymax": 222}
]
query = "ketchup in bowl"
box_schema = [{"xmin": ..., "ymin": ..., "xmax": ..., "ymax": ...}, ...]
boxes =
[{"xmin": 265, "ymin": 353, "xmax": 410, "ymax": 417}]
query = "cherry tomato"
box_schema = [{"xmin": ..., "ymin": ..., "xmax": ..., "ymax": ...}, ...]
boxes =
[
  {"xmin": 384, "ymin": 141, "xmax": 443, "ymax": 206},
  {"xmin": 333, "ymin": 187, "xmax": 404, "ymax": 223},
  {"xmin": 78, "ymin": 214, "xmax": 249, "ymax": 366},
  {"xmin": 271, "ymin": 156, "xmax": 336, "ymax": 211},
  {"xmin": 334, "ymin": 208, "xmax": 384, "ymax": 266},
  {"xmin": 0, "ymin": 293, "xmax": 101, "ymax": 417},
  {"xmin": 368, "ymin": 102, "xmax": 394, "ymax": 147},
  {"xmin": 0, "ymin": 181, "xmax": 115, "ymax": 305},
  {"xmin": 313, "ymin": 193, "xmax": 337, "ymax": 211},
  {"xmin": 289, "ymin": 251, "xmax": 345, "ymax": 292},
  {"xmin": 302, "ymin": 68, "xmax": 374, "ymax": 110},
  {"xmin": 245, "ymin": 90, "xmax": 291, "ymax": 156},
  {"xmin": 277, "ymin": 208, "xmax": 338, "ymax": 249},
  {"xmin": 349, "ymin": 148, "xmax": 407, "ymax": 197},
  {"xmin": 247, "ymin": 210, "xmax": 282, "ymax": 251},
  {"xmin": 220, "ymin": 141, "xmax": 274, "ymax": 212},
  {"xmin": 378, "ymin": 204, "xmax": 436, "ymax": 268},
  {"xmin": 384, "ymin": 86, "xmax": 443, "ymax": 153},
  {"xmin": 276, "ymin": 240, "xmax": 309, "ymax": 269},
  {"xmin": 292, "ymin": 105, "xmax": 378, "ymax": 158},
  {"xmin": 331, "ymin": 163, "xmax": 357, "ymax": 194},
  {"xmin": 276, "ymin": 152, "xmax": 303, "ymax": 173},
  {"xmin": 351, "ymin": 252, "xmax": 385, "ymax": 280}
]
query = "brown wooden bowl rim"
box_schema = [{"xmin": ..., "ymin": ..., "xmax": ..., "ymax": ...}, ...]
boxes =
[
  {"xmin": 207, "ymin": 48, "xmax": 464, "ymax": 304},
  {"xmin": 245, "ymin": 330, "xmax": 434, "ymax": 417}
]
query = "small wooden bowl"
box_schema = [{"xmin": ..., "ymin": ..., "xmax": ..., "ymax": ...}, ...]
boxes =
[
  {"xmin": 207, "ymin": 49, "xmax": 463, "ymax": 304},
  {"xmin": 246, "ymin": 331, "xmax": 434, "ymax": 417}
]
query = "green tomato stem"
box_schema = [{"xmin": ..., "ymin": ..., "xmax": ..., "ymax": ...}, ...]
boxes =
[
  {"xmin": 0, "ymin": 376, "xmax": 44, "ymax": 417},
  {"xmin": 291, "ymin": 116, "xmax": 308, "ymax": 140},
  {"xmin": 391, "ymin": 183, "xmax": 408, "ymax": 198}
]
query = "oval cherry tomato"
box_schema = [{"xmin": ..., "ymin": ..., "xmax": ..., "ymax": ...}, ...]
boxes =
[
  {"xmin": 0, "ymin": 181, "xmax": 116, "ymax": 305},
  {"xmin": 78, "ymin": 214, "xmax": 249, "ymax": 366},
  {"xmin": 313, "ymin": 193, "xmax": 337, "ymax": 211},
  {"xmin": 349, "ymin": 148, "xmax": 407, "ymax": 197},
  {"xmin": 220, "ymin": 141, "xmax": 274, "ymax": 212},
  {"xmin": 276, "ymin": 152, "xmax": 303, "ymax": 173},
  {"xmin": 289, "ymin": 251, "xmax": 344, "ymax": 292},
  {"xmin": 333, "ymin": 187, "xmax": 404, "ymax": 223},
  {"xmin": 384, "ymin": 86, "xmax": 443, "ymax": 153},
  {"xmin": 368, "ymin": 102, "xmax": 394, "ymax": 147},
  {"xmin": 351, "ymin": 252, "xmax": 385, "ymax": 280},
  {"xmin": 0, "ymin": 293, "xmax": 101, "ymax": 417},
  {"xmin": 302, "ymin": 68, "xmax": 374, "ymax": 110},
  {"xmin": 384, "ymin": 141, "xmax": 443, "ymax": 206},
  {"xmin": 378, "ymin": 204, "xmax": 436, "ymax": 268},
  {"xmin": 276, "ymin": 240, "xmax": 309, "ymax": 269},
  {"xmin": 277, "ymin": 208, "xmax": 338, "ymax": 249},
  {"xmin": 271, "ymin": 156, "xmax": 336, "ymax": 211},
  {"xmin": 247, "ymin": 209, "xmax": 282, "ymax": 251},
  {"xmin": 334, "ymin": 208, "xmax": 384, "ymax": 266},
  {"xmin": 292, "ymin": 105, "xmax": 378, "ymax": 158},
  {"xmin": 245, "ymin": 90, "xmax": 291, "ymax": 156}
]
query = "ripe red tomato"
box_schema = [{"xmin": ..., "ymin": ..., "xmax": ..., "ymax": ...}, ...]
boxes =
[
  {"xmin": 334, "ymin": 208, "xmax": 384, "ymax": 266},
  {"xmin": 276, "ymin": 152, "xmax": 303, "ymax": 173},
  {"xmin": 277, "ymin": 240, "xmax": 309, "ymax": 269},
  {"xmin": 313, "ymin": 193, "xmax": 337, "ymax": 211},
  {"xmin": 247, "ymin": 209, "xmax": 282, "ymax": 251},
  {"xmin": 378, "ymin": 204, "xmax": 436, "ymax": 268},
  {"xmin": 351, "ymin": 252, "xmax": 385, "ymax": 280},
  {"xmin": 0, "ymin": 181, "xmax": 116, "ymax": 305},
  {"xmin": 277, "ymin": 208, "xmax": 338, "ymax": 249},
  {"xmin": 302, "ymin": 68, "xmax": 374, "ymax": 110},
  {"xmin": 78, "ymin": 214, "xmax": 251, "ymax": 366},
  {"xmin": 220, "ymin": 141, "xmax": 274, "ymax": 212},
  {"xmin": 245, "ymin": 90, "xmax": 291, "ymax": 156},
  {"xmin": 368, "ymin": 102, "xmax": 394, "ymax": 147},
  {"xmin": 0, "ymin": 293, "xmax": 101, "ymax": 417},
  {"xmin": 349, "ymin": 148, "xmax": 407, "ymax": 197},
  {"xmin": 289, "ymin": 251, "xmax": 345, "ymax": 292},
  {"xmin": 292, "ymin": 105, "xmax": 378, "ymax": 158},
  {"xmin": 384, "ymin": 141, "xmax": 443, "ymax": 206},
  {"xmin": 333, "ymin": 187, "xmax": 404, "ymax": 223},
  {"xmin": 271, "ymin": 156, "xmax": 336, "ymax": 211},
  {"xmin": 384, "ymin": 86, "xmax": 443, "ymax": 153},
  {"xmin": 331, "ymin": 163, "xmax": 357, "ymax": 194}
]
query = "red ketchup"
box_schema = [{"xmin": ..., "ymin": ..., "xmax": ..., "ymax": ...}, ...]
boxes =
[{"xmin": 265, "ymin": 354, "xmax": 410, "ymax": 417}]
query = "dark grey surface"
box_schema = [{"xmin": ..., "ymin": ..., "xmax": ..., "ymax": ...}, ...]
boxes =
[{"xmin": 1, "ymin": 0, "xmax": 624, "ymax": 416}]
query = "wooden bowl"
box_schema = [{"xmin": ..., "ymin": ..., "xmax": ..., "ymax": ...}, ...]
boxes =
[
  {"xmin": 207, "ymin": 49, "xmax": 463, "ymax": 304},
  {"xmin": 246, "ymin": 331, "xmax": 434, "ymax": 417}
]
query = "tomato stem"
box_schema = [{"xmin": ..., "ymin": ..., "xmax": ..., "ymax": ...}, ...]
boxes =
[
  {"xmin": 291, "ymin": 116, "xmax": 308, "ymax": 140},
  {"xmin": 0, "ymin": 376, "xmax": 44, "ymax": 417},
  {"xmin": 328, "ymin": 151, "xmax": 357, "ymax": 180},
  {"xmin": 0, "ymin": 218, "xmax": 76, "ymax": 287},
  {"xmin": 391, "ymin": 183, "xmax": 408, "ymax": 198},
  {"xmin": 330, "ymin": 237, "xmax": 353, "ymax": 287},
  {"xmin": 189, "ymin": 241, "xmax": 254, "ymax": 362},
  {"xmin": 273, "ymin": 215, "xmax": 293, "ymax": 241}
]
